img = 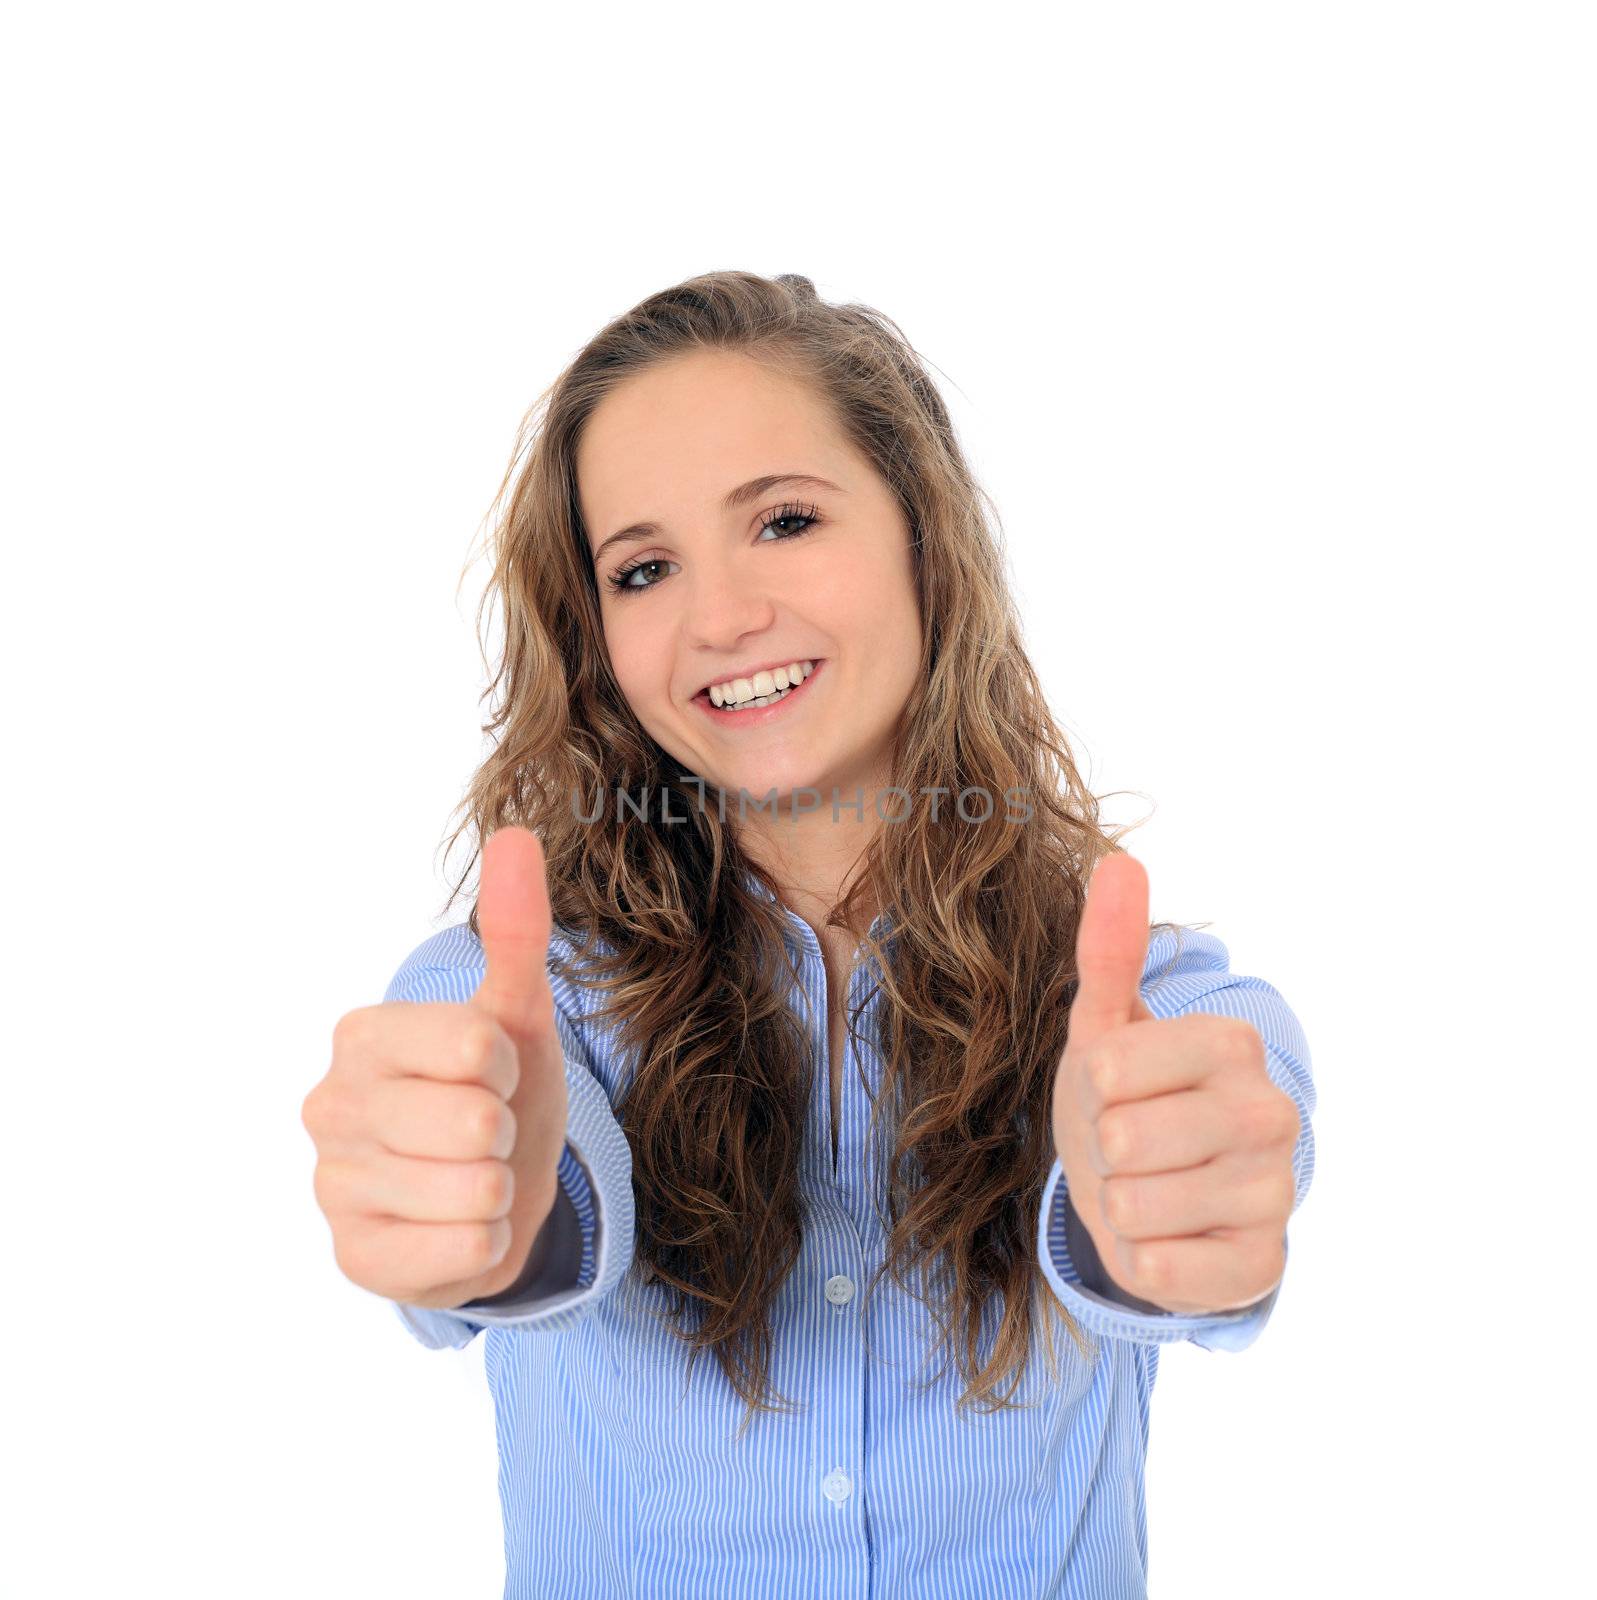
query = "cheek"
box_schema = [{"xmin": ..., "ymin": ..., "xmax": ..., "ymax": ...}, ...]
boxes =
[
  {"xmin": 603, "ymin": 614, "xmax": 668, "ymax": 716},
  {"xmin": 855, "ymin": 546, "xmax": 921, "ymax": 653},
  {"xmin": 810, "ymin": 542, "xmax": 917, "ymax": 634}
]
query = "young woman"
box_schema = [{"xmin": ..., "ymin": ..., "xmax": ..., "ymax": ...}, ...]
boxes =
[{"xmin": 303, "ymin": 270, "xmax": 1316, "ymax": 1598}]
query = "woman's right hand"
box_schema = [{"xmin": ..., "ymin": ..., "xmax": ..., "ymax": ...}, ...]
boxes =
[{"xmin": 302, "ymin": 827, "xmax": 571, "ymax": 1311}]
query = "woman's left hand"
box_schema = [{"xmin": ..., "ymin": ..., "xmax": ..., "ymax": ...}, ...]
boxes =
[{"xmin": 1050, "ymin": 851, "xmax": 1301, "ymax": 1316}]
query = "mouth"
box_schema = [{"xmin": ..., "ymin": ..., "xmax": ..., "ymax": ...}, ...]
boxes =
[{"xmin": 691, "ymin": 659, "xmax": 826, "ymax": 725}]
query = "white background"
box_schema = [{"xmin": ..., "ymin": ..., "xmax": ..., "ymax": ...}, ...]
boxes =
[{"xmin": 4, "ymin": 2, "xmax": 1591, "ymax": 1594}]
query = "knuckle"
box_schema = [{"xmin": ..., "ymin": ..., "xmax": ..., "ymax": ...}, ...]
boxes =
[
  {"xmin": 331, "ymin": 1222, "xmax": 373, "ymax": 1286},
  {"xmin": 1135, "ymin": 1243, "xmax": 1167, "ymax": 1294},
  {"xmin": 330, "ymin": 1233, "xmax": 357, "ymax": 1282},
  {"xmin": 1240, "ymin": 1095, "xmax": 1282, "ymax": 1144},
  {"xmin": 1255, "ymin": 1234, "xmax": 1286, "ymax": 1285},
  {"xmin": 1098, "ymin": 1107, "xmax": 1134, "ymax": 1169},
  {"xmin": 1221, "ymin": 1019, "xmax": 1264, "ymax": 1072},
  {"xmin": 470, "ymin": 1093, "xmax": 504, "ymax": 1151},
  {"xmin": 332, "ymin": 1006, "xmax": 377, "ymax": 1058},
  {"xmin": 1101, "ymin": 1176, "xmax": 1132, "ymax": 1231},
  {"xmin": 1276, "ymin": 1095, "xmax": 1302, "ymax": 1146},
  {"xmin": 1086, "ymin": 1040, "xmax": 1123, "ymax": 1103},
  {"xmin": 460, "ymin": 1017, "xmax": 502, "ymax": 1074},
  {"xmin": 313, "ymin": 1152, "xmax": 361, "ymax": 1209},
  {"xmin": 465, "ymin": 1220, "xmax": 506, "ymax": 1273},
  {"xmin": 311, "ymin": 1157, "xmax": 344, "ymax": 1213},
  {"xmin": 1116, "ymin": 1239, "xmax": 1143, "ymax": 1284},
  {"xmin": 315, "ymin": 1083, "xmax": 362, "ymax": 1143},
  {"xmin": 474, "ymin": 1160, "xmax": 514, "ymax": 1218}
]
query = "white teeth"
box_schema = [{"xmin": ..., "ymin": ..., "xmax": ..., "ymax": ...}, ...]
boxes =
[
  {"xmin": 742, "ymin": 687, "xmax": 790, "ymax": 709},
  {"xmin": 706, "ymin": 659, "xmax": 814, "ymax": 708}
]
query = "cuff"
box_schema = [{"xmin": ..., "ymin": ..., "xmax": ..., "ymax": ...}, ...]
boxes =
[
  {"xmin": 1037, "ymin": 1156, "xmax": 1284, "ymax": 1352},
  {"xmin": 392, "ymin": 1046, "xmax": 634, "ymax": 1347}
]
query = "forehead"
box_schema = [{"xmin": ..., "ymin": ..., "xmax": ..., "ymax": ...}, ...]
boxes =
[{"xmin": 576, "ymin": 351, "xmax": 846, "ymax": 547}]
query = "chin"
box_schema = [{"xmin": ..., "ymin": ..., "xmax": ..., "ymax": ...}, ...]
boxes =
[{"xmin": 709, "ymin": 759, "xmax": 838, "ymax": 810}]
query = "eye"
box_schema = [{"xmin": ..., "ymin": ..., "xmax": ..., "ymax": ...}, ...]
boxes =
[
  {"xmin": 755, "ymin": 501, "xmax": 823, "ymax": 543},
  {"xmin": 604, "ymin": 501, "xmax": 824, "ymax": 598},
  {"xmin": 606, "ymin": 554, "xmax": 677, "ymax": 595}
]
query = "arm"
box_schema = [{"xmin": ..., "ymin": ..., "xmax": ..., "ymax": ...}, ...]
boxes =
[
  {"xmin": 379, "ymin": 928, "xmax": 636, "ymax": 1351},
  {"xmin": 1037, "ymin": 925, "xmax": 1316, "ymax": 1353}
]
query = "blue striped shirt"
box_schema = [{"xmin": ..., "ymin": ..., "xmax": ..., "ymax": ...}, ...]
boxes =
[{"xmin": 383, "ymin": 877, "xmax": 1316, "ymax": 1598}]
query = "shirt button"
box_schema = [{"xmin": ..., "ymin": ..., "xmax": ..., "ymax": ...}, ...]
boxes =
[
  {"xmin": 822, "ymin": 1469, "xmax": 853, "ymax": 1503},
  {"xmin": 824, "ymin": 1273, "xmax": 855, "ymax": 1306}
]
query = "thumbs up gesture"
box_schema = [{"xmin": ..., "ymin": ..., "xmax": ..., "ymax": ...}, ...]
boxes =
[
  {"xmin": 304, "ymin": 827, "xmax": 571, "ymax": 1311},
  {"xmin": 1049, "ymin": 852, "xmax": 1299, "ymax": 1316}
]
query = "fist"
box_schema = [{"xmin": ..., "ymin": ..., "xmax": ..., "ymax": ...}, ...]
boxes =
[
  {"xmin": 1049, "ymin": 851, "xmax": 1300, "ymax": 1316},
  {"xmin": 302, "ymin": 827, "xmax": 571, "ymax": 1311}
]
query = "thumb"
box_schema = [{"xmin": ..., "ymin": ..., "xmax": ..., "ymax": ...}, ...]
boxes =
[
  {"xmin": 470, "ymin": 826, "xmax": 556, "ymax": 1045},
  {"xmin": 1069, "ymin": 849, "xmax": 1154, "ymax": 1049}
]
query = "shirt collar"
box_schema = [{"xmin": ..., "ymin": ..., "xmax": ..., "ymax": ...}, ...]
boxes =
[{"xmin": 740, "ymin": 867, "xmax": 896, "ymax": 951}]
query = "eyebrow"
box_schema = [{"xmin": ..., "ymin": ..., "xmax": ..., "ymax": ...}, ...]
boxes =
[{"xmin": 590, "ymin": 472, "xmax": 846, "ymax": 567}]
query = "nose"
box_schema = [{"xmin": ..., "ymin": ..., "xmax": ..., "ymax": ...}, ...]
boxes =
[{"xmin": 681, "ymin": 557, "xmax": 779, "ymax": 652}]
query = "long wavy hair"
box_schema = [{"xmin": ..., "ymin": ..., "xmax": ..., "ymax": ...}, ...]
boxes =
[{"xmin": 429, "ymin": 270, "xmax": 1181, "ymax": 1426}]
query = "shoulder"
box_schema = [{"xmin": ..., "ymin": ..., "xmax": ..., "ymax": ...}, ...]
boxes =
[
  {"xmin": 380, "ymin": 919, "xmax": 602, "ymax": 1013},
  {"xmin": 387, "ymin": 922, "xmax": 484, "ymax": 980},
  {"xmin": 1141, "ymin": 924, "xmax": 1230, "ymax": 989},
  {"xmin": 1138, "ymin": 923, "xmax": 1311, "ymax": 1071}
]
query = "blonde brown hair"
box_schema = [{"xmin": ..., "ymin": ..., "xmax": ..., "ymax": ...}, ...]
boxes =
[{"xmin": 432, "ymin": 269, "xmax": 1176, "ymax": 1428}]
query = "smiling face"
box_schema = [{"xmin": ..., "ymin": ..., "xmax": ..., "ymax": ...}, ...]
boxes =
[{"xmin": 576, "ymin": 349, "xmax": 923, "ymax": 820}]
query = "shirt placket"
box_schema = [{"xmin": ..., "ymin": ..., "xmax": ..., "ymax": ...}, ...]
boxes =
[{"xmin": 786, "ymin": 929, "xmax": 872, "ymax": 1586}]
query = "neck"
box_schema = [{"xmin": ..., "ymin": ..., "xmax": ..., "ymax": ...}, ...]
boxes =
[{"xmin": 739, "ymin": 789, "xmax": 887, "ymax": 941}]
